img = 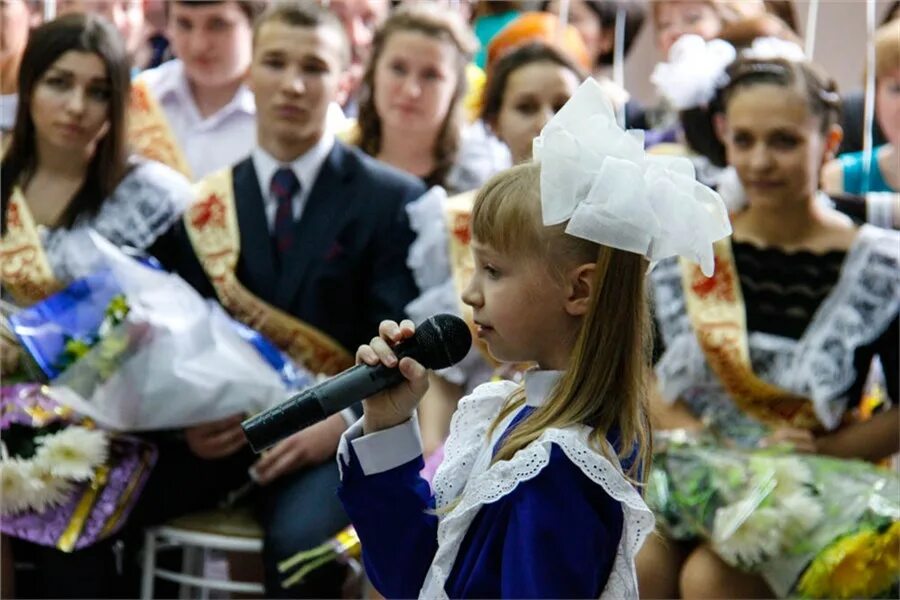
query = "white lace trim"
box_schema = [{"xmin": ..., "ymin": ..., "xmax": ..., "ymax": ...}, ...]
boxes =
[
  {"xmin": 41, "ymin": 159, "xmax": 191, "ymax": 282},
  {"xmin": 866, "ymin": 192, "xmax": 896, "ymax": 230},
  {"xmin": 422, "ymin": 382, "xmax": 654, "ymax": 599},
  {"xmin": 404, "ymin": 186, "xmax": 493, "ymax": 391},
  {"xmin": 653, "ymin": 225, "xmax": 900, "ymax": 430},
  {"xmin": 405, "ymin": 186, "xmax": 452, "ymax": 295}
]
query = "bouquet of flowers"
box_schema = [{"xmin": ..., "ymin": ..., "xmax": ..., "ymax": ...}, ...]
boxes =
[
  {"xmin": 647, "ymin": 431, "xmax": 900, "ymax": 598},
  {"xmin": 3, "ymin": 232, "xmax": 315, "ymax": 431},
  {"xmin": 0, "ymin": 384, "xmax": 156, "ymax": 551}
]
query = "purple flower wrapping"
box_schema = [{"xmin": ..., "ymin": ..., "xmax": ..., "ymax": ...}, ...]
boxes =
[{"xmin": 0, "ymin": 384, "xmax": 157, "ymax": 551}]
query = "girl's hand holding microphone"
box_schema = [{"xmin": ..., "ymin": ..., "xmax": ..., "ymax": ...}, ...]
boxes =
[{"xmin": 357, "ymin": 319, "xmax": 430, "ymax": 434}]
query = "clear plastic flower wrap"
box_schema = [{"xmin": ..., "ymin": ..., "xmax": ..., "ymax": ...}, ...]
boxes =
[
  {"xmin": 647, "ymin": 431, "xmax": 900, "ymax": 598},
  {"xmin": 5, "ymin": 232, "xmax": 315, "ymax": 431}
]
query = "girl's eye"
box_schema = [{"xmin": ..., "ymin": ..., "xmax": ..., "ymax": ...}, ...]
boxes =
[
  {"xmin": 483, "ymin": 264, "xmax": 501, "ymax": 279},
  {"xmin": 422, "ymin": 69, "xmax": 441, "ymax": 81},
  {"xmin": 732, "ymin": 133, "xmax": 753, "ymax": 148},
  {"xmin": 514, "ymin": 101, "xmax": 539, "ymax": 115},
  {"xmin": 770, "ymin": 133, "xmax": 799, "ymax": 150},
  {"xmin": 303, "ymin": 62, "xmax": 328, "ymax": 75},
  {"xmin": 87, "ymin": 86, "xmax": 111, "ymax": 102},
  {"xmin": 44, "ymin": 76, "xmax": 69, "ymax": 89}
]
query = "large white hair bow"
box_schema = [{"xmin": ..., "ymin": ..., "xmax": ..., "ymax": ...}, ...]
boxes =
[
  {"xmin": 651, "ymin": 35, "xmax": 736, "ymax": 110},
  {"xmin": 742, "ymin": 37, "xmax": 806, "ymax": 62},
  {"xmin": 533, "ymin": 78, "xmax": 732, "ymax": 277}
]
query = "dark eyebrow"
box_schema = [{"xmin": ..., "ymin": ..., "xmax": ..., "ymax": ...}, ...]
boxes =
[
  {"xmin": 768, "ymin": 127, "xmax": 801, "ymax": 136},
  {"xmin": 44, "ymin": 67, "xmax": 73, "ymax": 78}
]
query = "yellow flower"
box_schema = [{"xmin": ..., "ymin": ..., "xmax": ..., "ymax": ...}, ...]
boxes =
[
  {"xmin": 798, "ymin": 523, "xmax": 900, "ymax": 599},
  {"xmin": 867, "ymin": 522, "xmax": 900, "ymax": 597}
]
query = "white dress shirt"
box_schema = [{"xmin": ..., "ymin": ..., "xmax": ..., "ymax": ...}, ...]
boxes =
[
  {"xmin": 251, "ymin": 133, "xmax": 335, "ymax": 233},
  {"xmin": 136, "ymin": 60, "xmax": 257, "ymax": 180}
]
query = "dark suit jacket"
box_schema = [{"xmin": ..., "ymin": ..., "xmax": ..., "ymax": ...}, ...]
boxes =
[{"xmin": 154, "ymin": 141, "xmax": 427, "ymax": 355}]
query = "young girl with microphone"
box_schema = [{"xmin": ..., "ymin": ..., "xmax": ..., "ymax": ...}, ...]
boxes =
[{"xmin": 336, "ymin": 79, "xmax": 732, "ymax": 599}]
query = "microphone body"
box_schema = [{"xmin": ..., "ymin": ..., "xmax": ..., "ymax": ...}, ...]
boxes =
[
  {"xmin": 241, "ymin": 314, "xmax": 472, "ymax": 453},
  {"xmin": 243, "ymin": 362, "xmax": 407, "ymax": 453}
]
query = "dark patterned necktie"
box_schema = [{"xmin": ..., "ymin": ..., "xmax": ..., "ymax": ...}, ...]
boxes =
[{"xmin": 270, "ymin": 167, "xmax": 301, "ymax": 255}]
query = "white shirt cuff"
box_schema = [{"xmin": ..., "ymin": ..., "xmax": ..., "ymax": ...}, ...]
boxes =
[
  {"xmin": 339, "ymin": 407, "xmax": 358, "ymax": 429},
  {"xmin": 337, "ymin": 414, "xmax": 423, "ymax": 478}
]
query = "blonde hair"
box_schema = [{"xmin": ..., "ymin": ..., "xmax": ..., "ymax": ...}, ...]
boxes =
[
  {"xmin": 472, "ymin": 163, "xmax": 653, "ymax": 483},
  {"xmin": 875, "ymin": 19, "xmax": 900, "ymax": 81}
]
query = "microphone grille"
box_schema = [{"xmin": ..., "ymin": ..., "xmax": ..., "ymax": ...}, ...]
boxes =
[{"xmin": 414, "ymin": 314, "xmax": 472, "ymax": 369}]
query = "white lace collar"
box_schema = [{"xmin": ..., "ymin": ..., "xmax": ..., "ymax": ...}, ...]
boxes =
[
  {"xmin": 524, "ymin": 370, "xmax": 562, "ymax": 407},
  {"xmin": 424, "ymin": 379, "xmax": 654, "ymax": 599}
]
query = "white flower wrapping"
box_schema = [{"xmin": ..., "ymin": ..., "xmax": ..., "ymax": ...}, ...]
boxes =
[
  {"xmin": 712, "ymin": 456, "xmax": 824, "ymax": 570},
  {"xmin": 533, "ymin": 78, "xmax": 732, "ymax": 276},
  {"xmin": 47, "ymin": 233, "xmax": 292, "ymax": 431},
  {"xmin": 0, "ymin": 426, "xmax": 107, "ymax": 516}
]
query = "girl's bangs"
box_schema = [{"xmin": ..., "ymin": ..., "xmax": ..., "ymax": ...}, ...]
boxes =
[{"xmin": 471, "ymin": 164, "xmax": 544, "ymax": 255}]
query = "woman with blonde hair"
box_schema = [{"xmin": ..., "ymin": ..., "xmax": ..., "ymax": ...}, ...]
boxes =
[{"xmin": 355, "ymin": 2, "xmax": 479, "ymax": 192}]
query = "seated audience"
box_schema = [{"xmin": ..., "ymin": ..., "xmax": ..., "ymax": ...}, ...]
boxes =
[
  {"xmin": 129, "ymin": 0, "xmax": 265, "ymax": 179},
  {"xmin": 823, "ymin": 19, "xmax": 900, "ymax": 195},
  {"xmin": 638, "ymin": 55, "xmax": 899, "ymax": 599},
  {"xmin": 0, "ymin": 0, "xmax": 40, "ymax": 133}
]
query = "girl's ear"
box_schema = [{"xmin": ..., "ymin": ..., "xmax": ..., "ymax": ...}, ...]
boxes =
[
  {"xmin": 713, "ymin": 112, "xmax": 728, "ymax": 145},
  {"xmin": 564, "ymin": 262, "xmax": 595, "ymax": 317},
  {"xmin": 335, "ymin": 70, "xmax": 352, "ymax": 108},
  {"xmin": 823, "ymin": 123, "xmax": 843, "ymax": 162}
]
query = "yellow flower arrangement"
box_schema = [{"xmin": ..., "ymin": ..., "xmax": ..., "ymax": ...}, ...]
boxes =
[{"xmin": 797, "ymin": 521, "xmax": 900, "ymax": 598}]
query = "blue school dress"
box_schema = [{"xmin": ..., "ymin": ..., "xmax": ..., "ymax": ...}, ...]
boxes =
[{"xmin": 337, "ymin": 370, "xmax": 655, "ymax": 599}]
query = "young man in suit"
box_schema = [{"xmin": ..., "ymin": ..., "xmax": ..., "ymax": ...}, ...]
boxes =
[{"xmin": 153, "ymin": 2, "xmax": 426, "ymax": 597}]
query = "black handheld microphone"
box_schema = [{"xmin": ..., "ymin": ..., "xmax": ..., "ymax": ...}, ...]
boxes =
[{"xmin": 241, "ymin": 314, "xmax": 472, "ymax": 453}]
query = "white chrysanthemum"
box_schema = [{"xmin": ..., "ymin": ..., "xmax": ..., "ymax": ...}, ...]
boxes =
[
  {"xmin": 0, "ymin": 459, "xmax": 39, "ymax": 515},
  {"xmin": 35, "ymin": 427, "xmax": 108, "ymax": 482},
  {"xmin": 713, "ymin": 499, "xmax": 783, "ymax": 568},
  {"xmin": 24, "ymin": 462, "xmax": 74, "ymax": 513},
  {"xmin": 749, "ymin": 455, "xmax": 813, "ymax": 499},
  {"xmin": 779, "ymin": 491, "xmax": 824, "ymax": 542}
]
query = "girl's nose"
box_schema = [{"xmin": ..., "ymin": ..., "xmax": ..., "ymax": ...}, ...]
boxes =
[
  {"xmin": 461, "ymin": 277, "xmax": 482, "ymax": 308},
  {"xmin": 65, "ymin": 87, "xmax": 86, "ymax": 115}
]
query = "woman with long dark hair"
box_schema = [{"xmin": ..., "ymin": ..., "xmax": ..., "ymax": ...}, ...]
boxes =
[{"xmin": 0, "ymin": 12, "xmax": 190, "ymax": 299}]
